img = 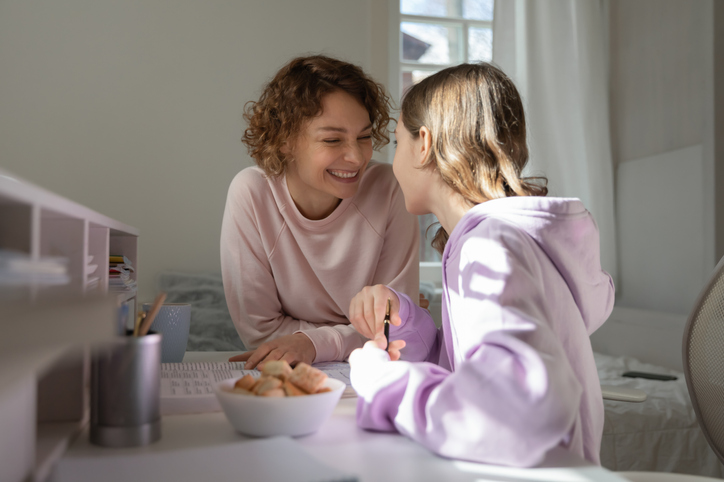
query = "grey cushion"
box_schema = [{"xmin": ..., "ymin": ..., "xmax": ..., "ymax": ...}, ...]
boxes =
[{"xmin": 156, "ymin": 271, "xmax": 244, "ymax": 352}]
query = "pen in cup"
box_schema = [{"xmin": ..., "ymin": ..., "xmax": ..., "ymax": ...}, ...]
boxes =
[
  {"xmin": 383, "ymin": 297, "xmax": 391, "ymax": 352},
  {"xmin": 136, "ymin": 291, "xmax": 167, "ymax": 337}
]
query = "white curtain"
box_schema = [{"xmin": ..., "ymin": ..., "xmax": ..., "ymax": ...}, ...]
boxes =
[{"xmin": 493, "ymin": 0, "xmax": 618, "ymax": 285}]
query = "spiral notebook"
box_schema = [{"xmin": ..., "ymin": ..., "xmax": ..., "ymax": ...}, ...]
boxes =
[{"xmin": 160, "ymin": 361, "xmax": 354, "ymax": 415}]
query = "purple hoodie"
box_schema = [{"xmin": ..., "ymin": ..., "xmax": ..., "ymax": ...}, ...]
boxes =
[{"xmin": 349, "ymin": 197, "xmax": 615, "ymax": 467}]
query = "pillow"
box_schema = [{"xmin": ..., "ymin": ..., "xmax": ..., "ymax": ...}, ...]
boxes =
[{"xmin": 156, "ymin": 271, "xmax": 245, "ymax": 352}]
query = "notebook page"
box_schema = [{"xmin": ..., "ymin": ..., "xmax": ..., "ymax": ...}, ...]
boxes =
[{"xmin": 160, "ymin": 361, "xmax": 355, "ymax": 415}]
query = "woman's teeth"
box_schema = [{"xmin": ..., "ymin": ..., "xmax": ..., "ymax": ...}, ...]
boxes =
[{"xmin": 328, "ymin": 170, "xmax": 357, "ymax": 179}]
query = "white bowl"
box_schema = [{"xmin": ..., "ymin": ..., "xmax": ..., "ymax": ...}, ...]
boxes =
[{"xmin": 213, "ymin": 377, "xmax": 345, "ymax": 437}]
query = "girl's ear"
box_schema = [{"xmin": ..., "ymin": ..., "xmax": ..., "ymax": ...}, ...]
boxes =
[{"xmin": 417, "ymin": 126, "xmax": 433, "ymax": 167}]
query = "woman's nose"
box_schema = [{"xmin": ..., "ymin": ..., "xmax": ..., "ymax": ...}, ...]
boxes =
[{"xmin": 344, "ymin": 141, "xmax": 367, "ymax": 165}]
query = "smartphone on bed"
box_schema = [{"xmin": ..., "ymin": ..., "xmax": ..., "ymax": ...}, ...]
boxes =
[{"xmin": 622, "ymin": 371, "xmax": 678, "ymax": 381}]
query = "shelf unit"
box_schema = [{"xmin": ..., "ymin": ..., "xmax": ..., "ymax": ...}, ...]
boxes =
[{"xmin": 0, "ymin": 168, "xmax": 139, "ymax": 482}]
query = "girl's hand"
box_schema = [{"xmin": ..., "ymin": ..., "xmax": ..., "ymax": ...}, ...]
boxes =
[
  {"xmin": 349, "ymin": 339, "xmax": 406, "ymax": 396},
  {"xmin": 228, "ymin": 333, "xmax": 316, "ymax": 370},
  {"xmin": 349, "ymin": 285, "xmax": 402, "ymax": 348}
]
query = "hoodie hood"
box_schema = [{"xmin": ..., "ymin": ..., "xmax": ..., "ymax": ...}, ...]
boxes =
[{"xmin": 446, "ymin": 196, "xmax": 615, "ymax": 334}]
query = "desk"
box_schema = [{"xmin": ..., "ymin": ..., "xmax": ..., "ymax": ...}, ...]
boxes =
[{"xmin": 51, "ymin": 352, "xmax": 629, "ymax": 482}]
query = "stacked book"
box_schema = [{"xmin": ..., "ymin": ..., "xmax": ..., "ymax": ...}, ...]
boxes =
[
  {"xmin": 108, "ymin": 254, "xmax": 136, "ymax": 292},
  {"xmin": 0, "ymin": 249, "xmax": 70, "ymax": 287},
  {"xmin": 85, "ymin": 255, "xmax": 100, "ymax": 291}
]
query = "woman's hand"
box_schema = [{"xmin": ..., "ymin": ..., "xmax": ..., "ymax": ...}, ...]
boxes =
[
  {"xmin": 349, "ymin": 285, "xmax": 405, "ymax": 357},
  {"xmin": 228, "ymin": 333, "xmax": 316, "ymax": 370}
]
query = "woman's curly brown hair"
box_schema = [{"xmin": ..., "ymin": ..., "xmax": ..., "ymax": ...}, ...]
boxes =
[{"xmin": 242, "ymin": 55, "xmax": 393, "ymax": 177}]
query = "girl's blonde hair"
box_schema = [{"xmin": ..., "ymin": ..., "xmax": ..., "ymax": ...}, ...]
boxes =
[{"xmin": 400, "ymin": 62, "xmax": 547, "ymax": 253}]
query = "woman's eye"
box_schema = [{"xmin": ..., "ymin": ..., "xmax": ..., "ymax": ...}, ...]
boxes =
[
  {"xmin": 358, "ymin": 135, "xmax": 372, "ymax": 141},
  {"xmin": 323, "ymin": 139, "xmax": 340, "ymax": 144}
]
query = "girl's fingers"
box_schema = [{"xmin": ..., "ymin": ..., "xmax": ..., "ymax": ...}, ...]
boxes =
[
  {"xmin": 388, "ymin": 339, "xmax": 406, "ymax": 361},
  {"xmin": 391, "ymin": 339, "xmax": 406, "ymax": 350},
  {"xmin": 364, "ymin": 339, "xmax": 381, "ymax": 350},
  {"xmin": 391, "ymin": 312, "xmax": 403, "ymax": 326}
]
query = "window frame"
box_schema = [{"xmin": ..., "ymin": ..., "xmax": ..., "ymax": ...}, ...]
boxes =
[
  {"xmin": 392, "ymin": 2, "xmax": 494, "ymax": 104},
  {"xmin": 399, "ymin": 13, "xmax": 493, "ymax": 77},
  {"xmin": 388, "ymin": 0, "xmax": 495, "ymax": 270}
]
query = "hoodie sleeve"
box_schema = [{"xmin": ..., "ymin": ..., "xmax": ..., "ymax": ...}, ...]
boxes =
[
  {"xmin": 388, "ymin": 288, "xmax": 442, "ymax": 363},
  {"xmin": 350, "ymin": 227, "xmax": 583, "ymax": 467}
]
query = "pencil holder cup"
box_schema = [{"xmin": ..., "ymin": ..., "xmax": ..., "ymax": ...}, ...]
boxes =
[
  {"xmin": 90, "ymin": 331, "xmax": 162, "ymax": 447},
  {"xmin": 142, "ymin": 302, "xmax": 191, "ymax": 363}
]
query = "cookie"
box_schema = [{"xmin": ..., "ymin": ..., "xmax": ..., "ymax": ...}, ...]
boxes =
[
  {"xmin": 261, "ymin": 360, "xmax": 293, "ymax": 381},
  {"xmin": 234, "ymin": 374, "xmax": 256, "ymax": 391},
  {"xmin": 252, "ymin": 376, "xmax": 283, "ymax": 396},
  {"xmin": 288, "ymin": 363, "xmax": 327, "ymax": 394}
]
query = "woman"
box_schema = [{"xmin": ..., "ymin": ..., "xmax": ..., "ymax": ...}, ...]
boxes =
[{"xmin": 221, "ymin": 55, "xmax": 420, "ymax": 369}]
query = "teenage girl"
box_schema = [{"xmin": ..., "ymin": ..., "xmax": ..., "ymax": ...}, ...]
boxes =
[{"xmin": 347, "ymin": 62, "xmax": 614, "ymax": 467}]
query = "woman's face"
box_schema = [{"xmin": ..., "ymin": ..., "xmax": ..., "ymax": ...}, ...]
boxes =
[
  {"xmin": 285, "ymin": 90, "xmax": 373, "ymax": 220},
  {"xmin": 392, "ymin": 116, "xmax": 429, "ymax": 215}
]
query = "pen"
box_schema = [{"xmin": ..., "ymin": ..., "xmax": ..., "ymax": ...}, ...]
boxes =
[
  {"xmin": 138, "ymin": 291, "xmax": 167, "ymax": 337},
  {"xmin": 383, "ymin": 297, "xmax": 391, "ymax": 352}
]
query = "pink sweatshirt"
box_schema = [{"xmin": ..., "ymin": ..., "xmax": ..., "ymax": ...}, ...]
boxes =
[
  {"xmin": 350, "ymin": 196, "xmax": 614, "ymax": 466},
  {"xmin": 220, "ymin": 162, "xmax": 420, "ymax": 363}
]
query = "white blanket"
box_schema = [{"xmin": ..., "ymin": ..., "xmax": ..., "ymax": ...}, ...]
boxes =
[{"xmin": 596, "ymin": 352, "xmax": 724, "ymax": 477}]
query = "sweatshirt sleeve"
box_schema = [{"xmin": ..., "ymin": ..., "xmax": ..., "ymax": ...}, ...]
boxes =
[
  {"xmin": 297, "ymin": 324, "xmax": 365, "ymax": 363},
  {"xmin": 220, "ymin": 172, "xmax": 321, "ymax": 349},
  {"xmin": 350, "ymin": 230, "xmax": 583, "ymax": 467}
]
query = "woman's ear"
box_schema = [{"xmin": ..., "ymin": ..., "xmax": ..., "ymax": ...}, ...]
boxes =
[{"xmin": 417, "ymin": 126, "xmax": 432, "ymax": 167}]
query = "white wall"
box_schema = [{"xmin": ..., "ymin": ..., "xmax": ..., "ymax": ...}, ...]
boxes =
[
  {"xmin": 0, "ymin": 0, "xmax": 390, "ymax": 302},
  {"xmin": 608, "ymin": 0, "xmax": 717, "ymax": 315},
  {"xmin": 609, "ymin": 0, "xmax": 706, "ymax": 164},
  {"xmin": 616, "ymin": 145, "xmax": 706, "ymax": 315}
]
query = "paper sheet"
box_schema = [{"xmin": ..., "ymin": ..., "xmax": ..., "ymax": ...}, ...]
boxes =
[{"xmin": 160, "ymin": 361, "xmax": 354, "ymax": 415}]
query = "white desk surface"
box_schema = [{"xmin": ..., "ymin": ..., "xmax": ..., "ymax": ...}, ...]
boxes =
[{"xmin": 52, "ymin": 351, "xmax": 629, "ymax": 482}]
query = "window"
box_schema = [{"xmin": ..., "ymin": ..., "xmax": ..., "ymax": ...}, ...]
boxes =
[{"xmin": 395, "ymin": 0, "xmax": 495, "ymax": 262}]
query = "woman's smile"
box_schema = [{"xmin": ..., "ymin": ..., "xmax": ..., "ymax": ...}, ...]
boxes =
[
  {"xmin": 327, "ymin": 169, "xmax": 360, "ymax": 181},
  {"xmin": 284, "ymin": 90, "xmax": 373, "ymax": 219}
]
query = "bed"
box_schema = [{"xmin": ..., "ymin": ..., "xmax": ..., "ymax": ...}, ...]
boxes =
[
  {"xmin": 157, "ymin": 271, "xmax": 724, "ymax": 478},
  {"xmin": 596, "ymin": 352, "xmax": 723, "ymax": 477}
]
